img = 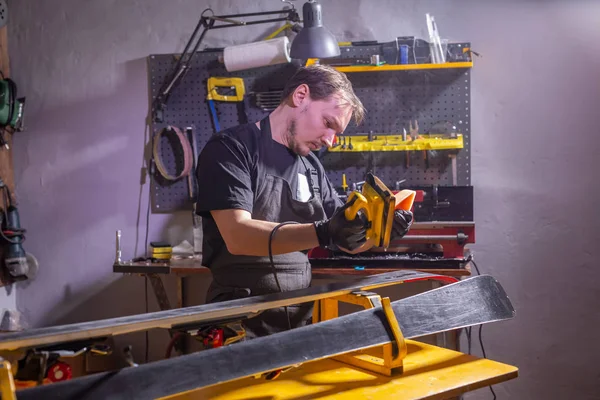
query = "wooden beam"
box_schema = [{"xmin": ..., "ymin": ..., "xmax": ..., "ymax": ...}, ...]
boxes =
[
  {"xmin": 0, "ymin": 26, "xmax": 9, "ymax": 76},
  {"xmin": 0, "ymin": 25, "xmax": 15, "ymax": 206},
  {"xmin": 0, "ymin": 25, "xmax": 17, "ymax": 287}
]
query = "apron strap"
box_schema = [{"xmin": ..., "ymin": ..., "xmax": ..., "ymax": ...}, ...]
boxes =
[
  {"xmin": 307, "ymin": 166, "xmax": 321, "ymax": 200},
  {"xmin": 260, "ymin": 116, "xmax": 269, "ymax": 133}
]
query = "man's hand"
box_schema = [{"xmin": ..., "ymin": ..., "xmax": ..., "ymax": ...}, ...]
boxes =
[
  {"xmin": 313, "ymin": 200, "xmax": 370, "ymax": 252},
  {"xmin": 390, "ymin": 209, "xmax": 414, "ymax": 240}
]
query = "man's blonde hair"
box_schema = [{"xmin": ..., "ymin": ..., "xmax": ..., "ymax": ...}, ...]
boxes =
[{"xmin": 281, "ymin": 65, "xmax": 365, "ymax": 125}]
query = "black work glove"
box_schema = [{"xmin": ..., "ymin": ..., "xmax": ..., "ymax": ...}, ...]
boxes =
[
  {"xmin": 313, "ymin": 199, "xmax": 369, "ymax": 251},
  {"xmin": 390, "ymin": 209, "xmax": 414, "ymax": 240}
]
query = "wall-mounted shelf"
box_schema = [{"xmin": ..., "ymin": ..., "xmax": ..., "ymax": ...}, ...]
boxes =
[
  {"xmin": 328, "ymin": 134, "xmax": 464, "ymax": 153},
  {"xmin": 306, "ymin": 59, "xmax": 473, "ymax": 73},
  {"xmin": 335, "ymin": 62, "xmax": 472, "ymax": 73}
]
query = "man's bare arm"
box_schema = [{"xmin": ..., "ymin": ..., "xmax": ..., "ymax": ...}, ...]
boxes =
[{"xmin": 211, "ymin": 209, "xmax": 320, "ymax": 256}]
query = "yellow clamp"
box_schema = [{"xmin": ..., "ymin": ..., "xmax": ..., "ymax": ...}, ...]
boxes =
[{"xmin": 207, "ymin": 77, "xmax": 246, "ymax": 102}]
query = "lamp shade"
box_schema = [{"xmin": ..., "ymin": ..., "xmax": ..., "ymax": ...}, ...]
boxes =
[{"xmin": 290, "ymin": 1, "xmax": 340, "ymax": 59}]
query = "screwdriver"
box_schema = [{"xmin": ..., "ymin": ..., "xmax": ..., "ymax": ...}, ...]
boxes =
[{"xmin": 342, "ymin": 174, "xmax": 348, "ymax": 192}]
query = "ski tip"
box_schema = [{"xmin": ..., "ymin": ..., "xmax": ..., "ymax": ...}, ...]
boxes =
[
  {"xmin": 487, "ymin": 275, "xmax": 516, "ymax": 319},
  {"xmin": 461, "ymin": 275, "xmax": 516, "ymax": 321}
]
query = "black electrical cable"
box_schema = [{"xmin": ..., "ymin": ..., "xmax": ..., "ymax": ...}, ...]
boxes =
[
  {"xmin": 466, "ymin": 326, "xmax": 472, "ymax": 355},
  {"xmin": 472, "ymin": 259, "xmax": 482, "ymax": 276},
  {"xmin": 268, "ymin": 221, "xmax": 300, "ymax": 331},
  {"xmin": 479, "ymin": 324, "xmax": 496, "ymax": 399},
  {"xmin": 144, "ymin": 164, "xmax": 152, "ymax": 364},
  {"xmin": 472, "ymin": 259, "xmax": 497, "ymax": 399},
  {"xmin": 0, "ymin": 226, "xmax": 24, "ymax": 245}
]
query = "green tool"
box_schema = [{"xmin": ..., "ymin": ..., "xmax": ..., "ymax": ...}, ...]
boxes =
[
  {"xmin": 0, "ymin": 77, "xmax": 25, "ymax": 148},
  {"xmin": 0, "ymin": 78, "xmax": 24, "ymax": 130}
]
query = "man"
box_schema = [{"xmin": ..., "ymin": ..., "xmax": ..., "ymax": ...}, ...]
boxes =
[{"xmin": 195, "ymin": 65, "xmax": 412, "ymax": 338}]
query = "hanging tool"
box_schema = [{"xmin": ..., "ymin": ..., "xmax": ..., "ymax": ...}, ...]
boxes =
[
  {"xmin": 331, "ymin": 135, "xmax": 339, "ymax": 148},
  {"xmin": 403, "ymin": 127, "xmax": 409, "ymax": 168},
  {"xmin": 0, "ymin": 177, "xmax": 31, "ymax": 281},
  {"xmin": 185, "ymin": 126, "xmax": 199, "ymax": 199},
  {"xmin": 408, "ymin": 119, "xmax": 430, "ymax": 169},
  {"xmin": 409, "ymin": 120, "xmax": 425, "ymax": 169},
  {"xmin": 153, "ymin": 126, "xmax": 194, "ymax": 181},
  {"xmin": 429, "ymin": 120, "xmax": 459, "ymax": 183},
  {"xmin": 252, "ymin": 89, "xmax": 283, "ymax": 111},
  {"xmin": 206, "ymin": 77, "xmax": 246, "ymax": 134},
  {"xmin": 0, "ymin": 76, "xmax": 26, "ymax": 149},
  {"xmin": 341, "ymin": 174, "xmax": 348, "ymax": 193},
  {"xmin": 344, "ymin": 173, "xmax": 416, "ymax": 249}
]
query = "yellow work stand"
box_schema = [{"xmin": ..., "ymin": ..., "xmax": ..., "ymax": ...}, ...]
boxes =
[
  {"xmin": 167, "ymin": 340, "xmax": 517, "ymax": 400},
  {"xmin": 166, "ymin": 291, "xmax": 517, "ymax": 400}
]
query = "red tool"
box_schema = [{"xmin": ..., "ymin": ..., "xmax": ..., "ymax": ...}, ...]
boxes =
[
  {"xmin": 47, "ymin": 361, "xmax": 72, "ymax": 382},
  {"xmin": 202, "ymin": 328, "xmax": 224, "ymax": 348}
]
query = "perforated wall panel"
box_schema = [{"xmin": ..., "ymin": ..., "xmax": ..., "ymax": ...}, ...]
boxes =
[{"xmin": 148, "ymin": 43, "xmax": 471, "ymax": 212}]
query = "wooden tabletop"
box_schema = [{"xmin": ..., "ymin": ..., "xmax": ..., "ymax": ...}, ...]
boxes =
[
  {"xmin": 114, "ymin": 258, "xmax": 471, "ymax": 277},
  {"xmin": 165, "ymin": 340, "xmax": 517, "ymax": 400}
]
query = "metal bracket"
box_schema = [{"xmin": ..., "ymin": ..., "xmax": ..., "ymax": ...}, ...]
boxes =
[
  {"xmin": 381, "ymin": 297, "xmax": 407, "ymax": 364},
  {"xmin": 313, "ymin": 290, "xmax": 408, "ymax": 376}
]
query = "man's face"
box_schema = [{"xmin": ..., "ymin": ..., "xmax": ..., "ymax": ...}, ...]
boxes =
[{"xmin": 286, "ymin": 85, "xmax": 353, "ymax": 156}]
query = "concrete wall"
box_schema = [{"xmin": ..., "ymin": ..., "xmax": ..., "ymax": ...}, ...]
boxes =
[{"xmin": 6, "ymin": 0, "xmax": 600, "ymax": 399}]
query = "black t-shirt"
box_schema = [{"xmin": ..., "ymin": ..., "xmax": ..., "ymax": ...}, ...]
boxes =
[{"xmin": 195, "ymin": 121, "xmax": 343, "ymax": 264}]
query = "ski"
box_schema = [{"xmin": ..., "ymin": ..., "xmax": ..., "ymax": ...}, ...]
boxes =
[
  {"xmin": 0, "ymin": 270, "xmax": 455, "ymax": 351},
  {"xmin": 17, "ymin": 275, "xmax": 515, "ymax": 400}
]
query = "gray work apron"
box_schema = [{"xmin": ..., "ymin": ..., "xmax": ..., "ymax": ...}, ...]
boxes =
[{"xmin": 205, "ymin": 116, "xmax": 327, "ymax": 339}]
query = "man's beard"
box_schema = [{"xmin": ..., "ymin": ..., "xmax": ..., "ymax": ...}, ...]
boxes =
[{"xmin": 286, "ymin": 118, "xmax": 309, "ymax": 156}]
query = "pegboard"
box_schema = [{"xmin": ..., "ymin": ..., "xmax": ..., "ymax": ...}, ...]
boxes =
[
  {"xmin": 148, "ymin": 43, "xmax": 471, "ymax": 212},
  {"xmin": 320, "ymin": 44, "xmax": 471, "ymax": 190},
  {"xmin": 147, "ymin": 50, "xmax": 298, "ymax": 212}
]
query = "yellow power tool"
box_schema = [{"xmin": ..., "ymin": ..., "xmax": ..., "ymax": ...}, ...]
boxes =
[{"xmin": 345, "ymin": 173, "xmax": 416, "ymax": 249}]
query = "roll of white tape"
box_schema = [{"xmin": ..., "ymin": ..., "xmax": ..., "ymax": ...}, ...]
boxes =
[{"xmin": 224, "ymin": 36, "xmax": 291, "ymax": 72}]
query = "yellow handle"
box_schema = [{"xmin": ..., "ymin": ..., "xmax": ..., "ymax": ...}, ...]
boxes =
[
  {"xmin": 344, "ymin": 191, "xmax": 370, "ymax": 223},
  {"xmin": 207, "ymin": 77, "xmax": 246, "ymax": 102}
]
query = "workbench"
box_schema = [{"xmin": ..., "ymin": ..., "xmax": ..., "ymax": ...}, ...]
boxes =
[
  {"xmin": 113, "ymin": 258, "xmax": 471, "ymax": 311},
  {"xmin": 163, "ymin": 340, "xmax": 517, "ymax": 400},
  {"xmin": 113, "ymin": 257, "xmax": 472, "ymax": 355}
]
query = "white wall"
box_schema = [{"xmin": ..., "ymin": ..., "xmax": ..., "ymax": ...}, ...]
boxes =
[{"xmin": 7, "ymin": 1, "xmax": 600, "ymax": 399}]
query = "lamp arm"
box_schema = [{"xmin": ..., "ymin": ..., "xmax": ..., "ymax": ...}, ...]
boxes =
[{"xmin": 152, "ymin": 7, "xmax": 300, "ymax": 122}]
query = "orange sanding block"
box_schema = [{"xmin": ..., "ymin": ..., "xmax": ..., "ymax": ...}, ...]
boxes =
[{"xmin": 394, "ymin": 189, "xmax": 416, "ymax": 211}]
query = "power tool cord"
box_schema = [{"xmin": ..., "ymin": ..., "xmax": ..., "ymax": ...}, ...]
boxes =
[
  {"xmin": 0, "ymin": 178, "xmax": 25, "ymax": 245},
  {"xmin": 143, "ymin": 149, "xmax": 152, "ymax": 364},
  {"xmin": 471, "ymin": 259, "xmax": 497, "ymax": 400},
  {"xmin": 268, "ymin": 222, "xmax": 300, "ymax": 331}
]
